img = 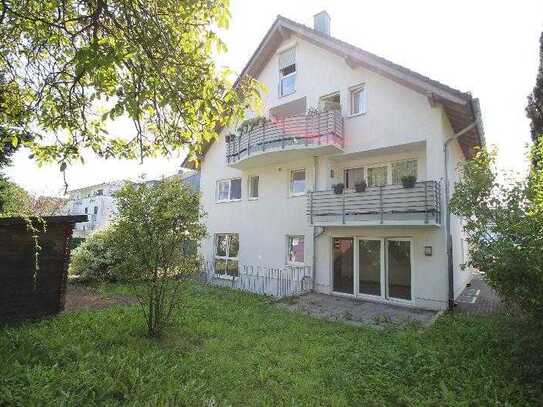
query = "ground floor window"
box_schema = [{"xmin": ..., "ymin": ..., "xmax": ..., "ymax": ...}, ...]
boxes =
[
  {"xmin": 248, "ymin": 175, "xmax": 259, "ymax": 199},
  {"xmin": 214, "ymin": 233, "xmax": 239, "ymax": 277},
  {"xmin": 287, "ymin": 235, "xmax": 305, "ymax": 265}
]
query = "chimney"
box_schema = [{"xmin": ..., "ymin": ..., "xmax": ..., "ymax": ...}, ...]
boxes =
[{"xmin": 313, "ymin": 11, "xmax": 331, "ymax": 36}]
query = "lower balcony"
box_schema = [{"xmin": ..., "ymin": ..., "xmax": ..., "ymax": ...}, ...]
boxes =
[
  {"xmin": 307, "ymin": 181, "xmax": 441, "ymax": 227},
  {"xmin": 226, "ymin": 111, "xmax": 344, "ymax": 170}
]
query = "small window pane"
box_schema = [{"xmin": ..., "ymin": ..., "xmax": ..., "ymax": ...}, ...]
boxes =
[
  {"xmin": 281, "ymin": 64, "xmax": 296, "ymax": 76},
  {"xmin": 249, "ymin": 176, "xmax": 259, "ymax": 199},
  {"xmin": 228, "ymin": 234, "xmax": 239, "ymax": 258},
  {"xmin": 217, "ymin": 181, "xmax": 230, "ymax": 201},
  {"xmin": 281, "ymin": 73, "xmax": 296, "ymax": 96},
  {"xmin": 290, "ymin": 169, "xmax": 306, "ymax": 195},
  {"xmin": 226, "ymin": 260, "xmax": 239, "ymax": 277},
  {"xmin": 392, "ymin": 160, "xmax": 417, "ymax": 184},
  {"xmin": 215, "ymin": 259, "xmax": 227, "ymax": 275},
  {"xmin": 288, "ymin": 236, "xmax": 305, "ymax": 264},
  {"xmin": 216, "ymin": 235, "xmax": 228, "ymax": 257},
  {"xmin": 93, "ymin": 206, "xmax": 98, "ymax": 215},
  {"xmin": 367, "ymin": 166, "xmax": 388, "ymax": 186},
  {"xmin": 345, "ymin": 168, "xmax": 365, "ymax": 189},
  {"xmin": 230, "ymin": 178, "xmax": 241, "ymax": 200}
]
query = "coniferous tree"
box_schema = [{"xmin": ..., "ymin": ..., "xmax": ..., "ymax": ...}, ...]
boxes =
[{"xmin": 526, "ymin": 32, "xmax": 543, "ymax": 145}]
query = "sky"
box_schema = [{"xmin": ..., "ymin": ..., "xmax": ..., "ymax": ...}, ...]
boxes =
[{"xmin": 6, "ymin": 0, "xmax": 543, "ymax": 196}]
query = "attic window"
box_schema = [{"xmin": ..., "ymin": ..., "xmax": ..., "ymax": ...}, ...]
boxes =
[{"xmin": 279, "ymin": 48, "xmax": 296, "ymax": 97}]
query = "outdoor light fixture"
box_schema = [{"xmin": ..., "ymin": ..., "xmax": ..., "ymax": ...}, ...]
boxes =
[{"xmin": 424, "ymin": 246, "xmax": 432, "ymax": 256}]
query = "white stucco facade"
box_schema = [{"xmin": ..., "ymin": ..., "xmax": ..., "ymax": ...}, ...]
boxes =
[{"xmin": 197, "ymin": 18, "xmax": 480, "ymax": 310}]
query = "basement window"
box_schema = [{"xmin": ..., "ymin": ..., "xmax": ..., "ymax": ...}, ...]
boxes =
[
  {"xmin": 287, "ymin": 235, "xmax": 305, "ymax": 265},
  {"xmin": 215, "ymin": 233, "xmax": 239, "ymax": 277}
]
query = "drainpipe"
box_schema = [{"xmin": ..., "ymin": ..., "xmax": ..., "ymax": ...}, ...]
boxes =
[
  {"xmin": 444, "ymin": 118, "xmax": 480, "ymax": 311},
  {"xmin": 312, "ymin": 156, "xmax": 319, "ymax": 291}
]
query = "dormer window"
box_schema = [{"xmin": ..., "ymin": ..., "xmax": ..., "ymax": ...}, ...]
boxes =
[{"xmin": 279, "ymin": 47, "xmax": 296, "ymax": 97}]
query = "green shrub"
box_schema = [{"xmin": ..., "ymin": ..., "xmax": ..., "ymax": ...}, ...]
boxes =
[
  {"xmin": 69, "ymin": 228, "xmax": 126, "ymax": 282},
  {"xmin": 450, "ymin": 147, "xmax": 543, "ymax": 320}
]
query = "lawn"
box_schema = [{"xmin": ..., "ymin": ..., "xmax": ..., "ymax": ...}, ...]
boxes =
[{"xmin": 1, "ymin": 282, "xmax": 542, "ymax": 406}]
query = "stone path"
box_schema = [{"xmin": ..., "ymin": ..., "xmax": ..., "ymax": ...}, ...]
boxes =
[
  {"xmin": 455, "ymin": 272, "xmax": 504, "ymax": 314},
  {"xmin": 277, "ymin": 293, "xmax": 439, "ymax": 328}
]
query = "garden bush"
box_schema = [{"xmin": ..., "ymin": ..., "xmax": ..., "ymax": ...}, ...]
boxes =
[
  {"xmin": 69, "ymin": 227, "xmax": 126, "ymax": 282},
  {"xmin": 450, "ymin": 146, "xmax": 543, "ymax": 320}
]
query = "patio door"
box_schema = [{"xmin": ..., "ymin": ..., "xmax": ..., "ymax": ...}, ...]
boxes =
[
  {"xmin": 351, "ymin": 237, "xmax": 412, "ymax": 302},
  {"xmin": 386, "ymin": 239, "xmax": 412, "ymax": 301},
  {"xmin": 357, "ymin": 238, "xmax": 383, "ymax": 297}
]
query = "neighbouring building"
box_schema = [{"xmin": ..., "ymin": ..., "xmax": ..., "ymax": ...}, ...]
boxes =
[
  {"xmin": 65, "ymin": 180, "xmax": 132, "ymax": 238},
  {"xmin": 65, "ymin": 171, "xmax": 200, "ymax": 238},
  {"xmin": 183, "ymin": 12, "xmax": 484, "ymax": 310}
]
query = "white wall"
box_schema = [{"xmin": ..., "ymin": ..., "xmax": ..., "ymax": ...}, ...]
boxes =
[{"xmin": 315, "ymin": 226, "xmax": 448, "ymax": 310}]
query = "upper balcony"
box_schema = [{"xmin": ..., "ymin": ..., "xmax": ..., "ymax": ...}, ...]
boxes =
[
  {"xmin": 225, "ymin": 111, "xmax": 344, "ymax": 170},
  {"xmin": 307, "ymin": 181, "xmax": 441, "ymax": 227}
]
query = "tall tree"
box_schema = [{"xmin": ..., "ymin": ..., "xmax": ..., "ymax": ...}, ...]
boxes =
[
  {"xmin": 527, "ymin": 32, "xmax": 543, "ymax": 145},
  {"xmin": 0, "ymin": 0, "xmax": 261, "ymax": 170}
]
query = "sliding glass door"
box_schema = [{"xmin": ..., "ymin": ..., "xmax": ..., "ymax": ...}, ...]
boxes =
[
  {"xmin": 386, "ymin": 239, "xmax": 412, "ymax": 300},
  {"xmin": 358, "ymin": 239, "xmax": 382, "ymax": 296},
  {"xmin": 333, "ymin": 237, "xmax": 412, "ymax": 302},
  {"xmin": 332, "ymin": 238, "xmax": 354, "ymax": 294}
]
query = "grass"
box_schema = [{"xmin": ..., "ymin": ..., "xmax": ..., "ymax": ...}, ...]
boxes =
[{"xmin": 1, "ymin": 282, "xmax": 542, "ymax": 406}]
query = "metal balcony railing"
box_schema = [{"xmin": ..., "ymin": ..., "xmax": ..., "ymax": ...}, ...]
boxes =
[
  {"xmin": 226, "ymin": 111, "xmax": 344, "ymax": 165},
  {"xmin": 307, "ymin": 181, "xmax": 441, "ymax": 225}
]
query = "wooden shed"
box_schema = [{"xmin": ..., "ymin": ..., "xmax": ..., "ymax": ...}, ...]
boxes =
[{"xmin": 0, "ymin": 215, "xmax": 87, "ymax": 323}]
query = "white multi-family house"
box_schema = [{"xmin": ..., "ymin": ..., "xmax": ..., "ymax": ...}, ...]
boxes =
[
  {"xmin": 66, "ymin": 172, "xmax": 200, "ymax": 239},
  {"xmin": 183, "ymin": 12, "xmax": 484, "ymax": 311},
  {"xmin": 65, "ymin": 180, "xmax": 132, "ymax": 238}
]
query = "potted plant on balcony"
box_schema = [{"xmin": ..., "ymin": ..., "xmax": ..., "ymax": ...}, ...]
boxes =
[
  {"xmin": 238, "ymin": 116, "xmax": 267, "ymax": 135},
  {"xmin": 354, "ymin": 180, "xmax": 367, "ymax": 193},
  {"xmin": 401, "ymin": 175, "xmax": 417, "ymax": 188},
  {"xmin": 332, "ymin": 183, "xmax": 345, "ymax": 194}
]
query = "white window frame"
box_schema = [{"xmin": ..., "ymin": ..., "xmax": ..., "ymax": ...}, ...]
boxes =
[
  {"xmin": 289, "ymin": 168, "xmax": 306, "ymax": 197},
  {"xmin": 216, "ymin": 177, "xmax": 242, "ymax": 203},
  {"xmin": 279, "ymin": 47, "xmax": 296, "ymax": 97},
  {"xmin": 350, "ymin": 84, "xmax": 367, "ymax": 116},
  {"xmin": 343, "ymin": 166, "xmax": 365, "ymax": 190},
  {"xmin": 342, "ymin": 159, "xmax": 419, "ymax": 187},
  {"xmin": 214, "ymin": 233, "xmax": 239, "ymax": 278},
  {"xmin": 391, "ymin": 159, "xmax": 418, "ymax": 185},
  {"xmin": 286, "ymin": 235, "xmax": 305, "ymax": 266},
  {"xmin": 366, "ymin": 164, "xmax": 388, "ymax": 187},
  {"xmin": 248, "ymin": 175, "xmax": 259, "ymax": 200}
]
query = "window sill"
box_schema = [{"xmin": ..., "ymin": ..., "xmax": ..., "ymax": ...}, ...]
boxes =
[
  {"xmin": 346, "ymin": 112, "xmax": 367, "ymax": 118},
  {"xmin": 289, "ymin": 192, "xmax": 306, "ymax": 198},
  {"xmin": 286, "ymin": 262, "xmax": 306, "ymax": 267},
  {"xmin": 279, "ymin": 90, "xmax": 296, "ymax": 99},
  {"xmin": 214, "ymin": 273, "xmax": 238, "ymax": 280},
  {"xmin": 216, "ymin": 199, "xmax": 242, "ymax": 204},
  {"xmin": 248, "ymin": 197, "xmax": 259, "ymax": 201}
]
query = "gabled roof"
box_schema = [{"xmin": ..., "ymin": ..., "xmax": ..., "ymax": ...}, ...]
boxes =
[{"xmin": 183, "ymin": 14, "xmax": 484, "ymax": 169}]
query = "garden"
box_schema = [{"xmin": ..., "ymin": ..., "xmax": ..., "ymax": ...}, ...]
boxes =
[{"xmin": 1, "ymin": 281, "xmax": 542, "ymax": 406}]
